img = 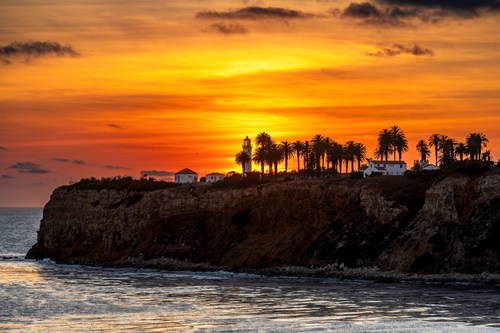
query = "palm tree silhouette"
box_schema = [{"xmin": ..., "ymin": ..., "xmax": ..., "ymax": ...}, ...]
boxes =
[
  {"xmin": 390, "ymin": 125, "xmax": 401, "ymax": 161},
  {"xmin": 482, "ymin": 150, "xmax": 492, "ymax": 162},
  {"xmin": 279, "ymin": 140, "xmax": 294, "ymax": 174},
  {"xmin": 252, "ymin": 146, "xmax": 267, "ymax": 177},
  {"xmin": 416, "ymin": 140, "xmax": 430, "ymax": 162},
  {"xmin": 235, "ymin": 150, "xmax": 250, "ymax": 176},
  {"xmin": 395, "ymin": 134, "xmax": 408, "ymax": 161},
  {"xmin": 345, "ymin": 141, "xmax": 356, "ymax": 173},
  {"xmin": 455, "ymin": 142, "xmax": 467, "ymax": 162},
  {"xmin": 354, "ymin": 142, "xmax": 367, "ymax": 170},
  {"xmin": 292, "ymin": 140, "xmax": 304, "ymax": 173},
  {"xmin": 269, "ymin": 143, "xmax": 283, "ymax": 176},
  {"xmin": 428, "ymin": 133, "xmax": 441, "ymax": 165},
  {"xmin": 376, "ymin": 129, "xmax": 392, "ymax": 161},
  {"xmin": 466, "ymin": 133, "xmax": 488, "ymax": 161},
  {"xmin": 256, "ymin": 132, "xmax": 272, "ymax": 148},
  {"xmin": 311, "ymin": 134, "xmax": 324, "ymax": 173}
]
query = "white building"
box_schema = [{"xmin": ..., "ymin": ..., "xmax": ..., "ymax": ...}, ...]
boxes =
[
  {"xmin": 363, "ymin": 159, "xmax": 407, "ymax": 177},
  {"xmin": 175, "ymin": 168, "xmax": 198, "ymax": 183},
  {"xmin": 206, "ymin": 172, "xmax": 224, "ymax": 183},
  {"xmin": 242, "ymin": 136, "xmax": 252, "ymax": 174}
]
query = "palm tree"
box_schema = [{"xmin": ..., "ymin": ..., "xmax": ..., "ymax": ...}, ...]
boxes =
[
  {"xmin": 303, "ymin": 141, "xmax": 310, "ymax": 173},
  {"xmin": 292, "ymin": 140, "xmax": 304, "ymax": 172},
  {"xmin": 482, "ymin": 150, "xmax": 492, "ymax": 162},
  {"xmin": 395, "ymin": 133, "xmax": 408, "ymax": 161},
  {"xmin": 455, "ymin": 142, "xmax": 467, "ymax": 162},
  {"xmin": 354, "ymin": 142, "xmax": 367, "ymax": 170},
  {"xmin": 466, "ymin": 133, "xmax": 489, "ymax": 161},
  {"xmin": 345, "ymin": 141, "xmax": 356, "ymax": 173},
  {"xmin": 235, "ymin": 150, "xmax": 250, "ymax": 176},
  {"xmin": 416, "ymin": 140, "xmax": 430, "ymax": 162},
  {"xmin": 256, "ymin": 132, "xmax": 272, "ymax": 148},
  {"xmin": 440, "ymin": 137, "xmax": 456, "ymax": 165},
  {"xmin": 269, "ymin": 143, "xmax": 283, "ymax": 176},
  {"xmin": 328, "ymin": 141, "xmax": 344, "ymax": 174},
  {"xmin": 322, "ymin": 137, "xmax": 332, "ymax": 171},
  {"xmin": 390, "ymin": 125, "xmax": 402, "ymax": 161},
  {"xmin": 376, "ymin": 128, "xmax": 392, "ymax": 161},
  {"xmin": 311, "ymin": 134, "xmax": 324, "ymax": 173},
  {"xmin": 252, "ymin": 146, "xmax": 267, "ymax": 177},
  {"xmin": 279, "ymin": 141, "xmax": 294, "ymax": 174},
  {"xmin": 428, "ymin": 133, "xmax": 441, "ymax": 165}
]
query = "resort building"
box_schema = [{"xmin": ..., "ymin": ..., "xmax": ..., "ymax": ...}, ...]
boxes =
[
  {"xmin": 175, "ymin": 168, "xmax": 198, "ymax": 184},
  {"xmin": 362, "ymin": 159, "xmax": 407, "ymax": 177},
  {"xmin": 206, "ymin": 172, "xmax": 224, "ymax": 183}
]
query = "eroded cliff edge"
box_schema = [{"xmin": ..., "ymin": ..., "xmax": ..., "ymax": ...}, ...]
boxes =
[{"xmin": 27, "ymin": 172, "xmax": 500, "ymax": 275}]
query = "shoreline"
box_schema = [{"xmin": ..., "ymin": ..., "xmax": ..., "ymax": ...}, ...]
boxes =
[{"xmin": 50, "ymin": 256, "xmax": 500, "ymax": 287}]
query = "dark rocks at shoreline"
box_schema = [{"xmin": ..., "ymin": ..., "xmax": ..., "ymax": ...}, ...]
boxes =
[{"xmin": 27, "ymin": 171, "xmax": 500, "ymax": 278}]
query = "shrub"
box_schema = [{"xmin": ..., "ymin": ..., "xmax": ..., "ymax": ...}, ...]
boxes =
[{"xmin": 63, "ymin": 176, "xmax": 177, "ymax": 192}]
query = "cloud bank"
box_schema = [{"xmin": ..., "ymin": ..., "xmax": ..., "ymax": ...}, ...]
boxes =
[
  {"xmin": 339, "ymin": 0, "xmax": 500, "ymax": 26},
  {"xmin": 140, "ymin": 170, "xmax": 175, "ymax": 177},
  {"xmin": 102, "ymin": 165, "xmax": 130, "ymax": 170},
  {"xmin": 368, "ymin": 43, "xmax": 434, "ymax": 56},
  {"xmin": 54, "ymin": 158, "xmax": 86, "ymax": 165},
  {"xmin": 202, "ymin": 22, "xmax": 248, "ymax": 34},
  {"xmin": 1, "ymin": 174, "xmax": 15, "ymax": 179},
  {"xmin": 0, "ymin": 41, "xmax": 80, "ymax": 65},
  {"xmin": 196, "ymin": 6, "xmax": 318, "ymax": 20},
  {"xmin": 10, "ymin": 162, "xmax": 51, "ymax": 174}
]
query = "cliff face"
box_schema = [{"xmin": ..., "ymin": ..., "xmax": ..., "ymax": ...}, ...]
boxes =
[{"xmin": 27, "ymin": 172, "xmax": 500, "ymax": 274}]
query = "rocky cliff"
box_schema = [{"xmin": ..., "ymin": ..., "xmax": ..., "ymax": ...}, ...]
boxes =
[{"xmin": 27, "ymin": 171, "xmax": 500, "ymax": 275}]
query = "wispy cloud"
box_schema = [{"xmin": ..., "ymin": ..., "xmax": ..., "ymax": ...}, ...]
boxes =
[
  {"xmin": 1, "ymin": 174, "xmax": 15, "ymax": 179},
  {"xmin": 0, "ymin": 146, "xmax": 6, "ymax": 151},
  {"xmin": 202, "ymin": 22, "xmax": 249, "ymax": 34},
  {"xmin": 0, "ymin": 41, "xmax": 80, "ymax": 65},
  {"xmin": 140, "ymin": 170, "xmax": 175, "ymax": 177},
  {"xmin": 9, "ymin": 162, "xmax": 51, "ymax": 174},
  {"xmin": 108, "ymin": 123, "xmax": 122, "ymax": 129},
  {"xmin": 196, "ymin": 6, "xmax": 318, "ymax": 20},
  {"xmin": 102, "ymin": 165, "xmax": 131, "ymax": 170},
  {"xmin": 54, "ymin": 158, "xmax": 86, "ymax": 165},
  {"xmin": 367, "ymin": 43, "xmax": 434, "ymax": 56}
]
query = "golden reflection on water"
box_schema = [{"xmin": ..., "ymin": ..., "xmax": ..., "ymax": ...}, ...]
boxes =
[{"xmin": 0, "ymin": 262, "xmax": 41, "ymax": 284}]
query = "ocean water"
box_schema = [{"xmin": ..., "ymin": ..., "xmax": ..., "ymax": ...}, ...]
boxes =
[{"xmin": 0, "ymin": 208, "xmax": 499, "ymax": 332}]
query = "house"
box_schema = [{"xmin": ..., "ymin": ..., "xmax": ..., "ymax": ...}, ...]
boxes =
[
  {"xmin": 206, "ymin": 172, "xmax": 224, "ymax": 183},
  {"xmin": 175, "ymin": 168, "xmax": 198, "ymax": 183},
  {"xmin": 363, "ymin": 159, "xmax": 407, "ymax": 177}
]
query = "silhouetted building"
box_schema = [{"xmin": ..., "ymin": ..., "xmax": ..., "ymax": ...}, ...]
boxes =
[
  {"xmin": 363, "ymin": 159, "xmax": 406, "ymax": 177},
  {"xmin": 206, "ymin": 172, "xmax": 224, "ymax": 183}
]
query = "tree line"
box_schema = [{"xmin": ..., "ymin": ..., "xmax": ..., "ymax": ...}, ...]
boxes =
[
  {"xmin": 235, "ymin": 127, "xmax": 493, "ymax": 177},
  {"xmin": 416, "ymin": 132, "xmax": 491, "ymax": 166}
]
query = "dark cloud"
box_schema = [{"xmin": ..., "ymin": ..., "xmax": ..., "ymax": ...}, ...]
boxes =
[
  {"xmin": 377, "ymin": 0, "xmax": 500, "ymax": 13},
  {"xmin": 0, "ymin": 146, "xmax": 6, "ymax": 151},
  {"xmin": 102, "ymin": 165, "xmax": 131, "ymax": 170},
  {"xmin": 0, "ymin": 41, "xmax": 80, "ymax": 65},
  {"xmin": 140, "ymin": 170, "xmax": 175, "ymax": 177},
  {"xmin": 341, "ymin": 2, "xmax": 425, "ymax": 26},
  {"xmin": 339, "ymin": 1, "xmax": 499, "ymax": 26},
  {"xmin": 9, "ymin": 162, "xmax": 51, "ymax": 174},
  {"xmin": 108, "ymin": 123, "xmax": 122, "ymax": 129},
  {"xmin": 367, "ymin": 43, "xmax": 434, "ymax": 56},
  {"xmin": 1, "ymin": 174, "xmax": 15, "ymax": 179},
  {"xmin": 54, "ymin": 158, "xmax": 86, "ymax": 165},
  {"xmin": 202, "ymin": 22, "xmax": 249, "ymax": 34},
  {"xmin": 196, "ymin": 6, "xmax": 317, "ymax": 20}
]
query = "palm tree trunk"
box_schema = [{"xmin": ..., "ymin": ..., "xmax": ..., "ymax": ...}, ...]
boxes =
[{"xmin": 297, "ymin": 151, "xmax": 300, "ymax": 172}]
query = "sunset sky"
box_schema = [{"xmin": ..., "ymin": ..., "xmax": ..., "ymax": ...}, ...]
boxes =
[{"xmin": 1, "ymin": 0, "xmax": 499, "ymax": 207}]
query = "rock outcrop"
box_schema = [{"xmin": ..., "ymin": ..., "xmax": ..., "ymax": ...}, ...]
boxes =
[{"xmin": 27, "ymin": 171, "xmax": 500, "ymax": 274}]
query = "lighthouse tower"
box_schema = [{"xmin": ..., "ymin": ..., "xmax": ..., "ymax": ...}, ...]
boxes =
[{"xmin": 242, "ymin": 136, "xmax": 252, "ymax": 174}]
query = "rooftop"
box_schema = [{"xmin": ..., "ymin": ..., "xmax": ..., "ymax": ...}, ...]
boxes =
[{"xmin": 175, "ymin": 168, "xmax": 198, "ymax": 175}]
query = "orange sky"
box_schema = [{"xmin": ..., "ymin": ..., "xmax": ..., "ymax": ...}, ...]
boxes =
[{"xmin": 1, "ymin": 0, "xmax": 499, "ymax": 206}]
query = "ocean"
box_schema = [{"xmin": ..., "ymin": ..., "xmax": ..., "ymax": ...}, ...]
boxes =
[{"xmin": 0, "ymin": 207, "xmax": 499, "ymax": 332}]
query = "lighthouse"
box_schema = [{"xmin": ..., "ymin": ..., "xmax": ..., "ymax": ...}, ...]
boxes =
[{"xmin": 242, "ymin": 136, "xmax": 252, "ymax": 174}]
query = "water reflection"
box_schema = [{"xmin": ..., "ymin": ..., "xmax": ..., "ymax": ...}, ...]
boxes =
[{"xmin": 1, "ymin": 260, "xmax": 499, "ymax": 332}]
